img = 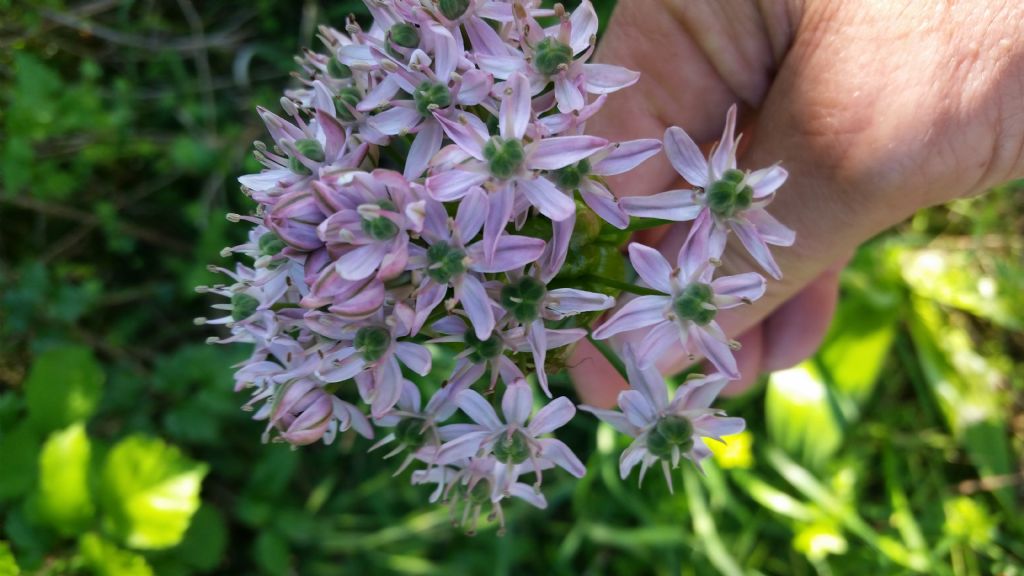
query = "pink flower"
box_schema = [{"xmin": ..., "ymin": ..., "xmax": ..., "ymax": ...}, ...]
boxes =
[
  {"xmin": 267, "ymin": 378, "xmax": 373, "ymax": 446},
  {"xmin": 425, "ymin": 72, "xmax": 607, "ymax": 260},
  {"xmin": 580, "ymin": 349, "xmax": 745, "ymax": 490},
  {"xmin": 436, "ymin": 382, "xmax": 585, "ymax": 494},
  {"xmin": 621, "ymin": 105, "xmax": 795, "ymax": 278},
  {"xmin": 592, "ymin": 243, "xmax": 766, "ymax": 379}
]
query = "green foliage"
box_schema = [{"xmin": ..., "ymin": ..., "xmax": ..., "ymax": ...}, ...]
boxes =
[
  {"xmin": 0, "ymin": 424, "xmax": 40, "ymax": 503},
  {"xmin": 24, "ymin": 346, "xmax": 104, "ymax": 433},
  {"xmin": 0, "ymin": 542, "xmax": 18, "ymax": 576},
  {"xmin": 99, "ymin": 435, "xmax": 207, "ymax": 550},
  {"xmin": 32, "ymin": 424, "xmax": 95, "ymax": 536},
  {"xmin": 78, "ymin": 533, "xmax": 154, "ymax": 576}
]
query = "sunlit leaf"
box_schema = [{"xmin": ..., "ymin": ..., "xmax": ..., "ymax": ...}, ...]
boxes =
[
  {"xmin": 766, "ymin": 363, "xmax": 845, "ymax": 471},
  {"xmin": 24, "ymin": 346, "xmax": 104, "ymax": 433},
  {"xmin": 33, "ymin": 423, "xmax": 94, "ymax": 536},
  {"xmin": 78, "ymin": 533, "xmax": 154, "ymax": 576},
  {"xmin": 943, "ymin": 497, "xmax": 997, "ymax": 549},
  {"xmin": 99, "ymin": 435, "xmax": 207, "ymax": 550},
  {"xmin": 793, "ymin": 520, "xmax": 847, "ymax": 562},
  {"xmin": 0, "ymin": 541, "xmax": 18, "ymax": 576}
]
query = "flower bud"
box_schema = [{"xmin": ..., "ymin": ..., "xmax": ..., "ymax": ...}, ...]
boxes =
[
  {"xmin": 438, "ymin": 0, "xmax": 470, "ymax": 20},
  {"xmin": 425, "ymin": 241, "xmax": 467, "ymax": 284},
  {"xmin": 413, "ymin": 81, "xmax": 452, "ymax": 117},
  {"xmin": 272, "ymin": 380, "xmax": 333, "ymax": 446},
  {"xmin": 464, "ymin": 331, "xmax": 504, "ymax": 363},
  {"xmin": 354, "ymin": 325, "xmax": 391, "ymax": 362},
  {"xmin": 706, "ymin": 169, "xmax": 754, "ymax": 219},
  {"xmin": 267, "ymin": 191, "xmax": 325, "ymax": 251},
  {"xmin": 388, "ymin": 23, "xmax": 420, "ymax": 49},
  {"xmin": 231, "ymin": 292, "xmax": 259, "ymax": 321},
  {"xmin": 492, "ymin": 430, "xmax": 531, "ymax": 464},
  {"xmin": 673, "ymin": 283, "xmax": 716, "ymax": 325},
  {"xmin": 327, "ymin": 56, "xmax": 352, "ymax": 79},
  {"xmin": 533, "ymin": 38, "xmax": 573, "ymax": 76},
  {"xmin": 483, "ymin": 137, "xmax": 525, "ymax": 180},
  {"xmin": 334, "ymin": 86, "xmax": 362, "ymax": 122},
  {"xmin": 500, "ymin": 276, "xmax": 546, "ymax": 323},
  {"xmin": 258, "ymin": 232, "xmax": 287, "ymax": 257}
]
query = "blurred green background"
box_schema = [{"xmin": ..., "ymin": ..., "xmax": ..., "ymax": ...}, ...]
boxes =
[{"xmin": 1, "ymin": 1, "xmax": 1022, "ymax": 575}]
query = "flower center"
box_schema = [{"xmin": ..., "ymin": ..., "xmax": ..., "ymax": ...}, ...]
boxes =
[
  {"xmin": 231, "ymin": 293, "xmax": 259, "ymax": 321},
  {"xmin": 354, "ymin": 325, "xmax": 391, "ymax": 362},
  {"xmin": 360, "ymin": 200, "xmax": 400, "ymax": 241},
  {"xmin": 553, "ymin": 159, "xmax": 590, "ymax": 190},
  {"xmin": 438, "ymin": 0, "xmax": 471, "ymax": 20},
  {"xmin": 425, "ymin": 241, "xmax": 467, "ymax": 284},
  {"xmin": 334, "ymin": 87, "xmax": 362, "ymax": 123},
  {"xmin": 673, "ymin": 282, "xmax": 716, "ymax": 325},
  {"xmin": 464, "ymin": 331, "xmax": 504, "ymax": 363},
  {"xmin": 500, "ymin": 276, "xmax": 547, "ymax": 323},
  {"xmin": 327, "ymin": 57, "xmax": 352, "ymax": 79},
  {"xmin": 533, "ymin": 37, "xmax": 573, "ymax": 76},
  {"xmin": 646, "ymin": 415, "xmax": 694, "ymax": 459},
  {"xmin": 483, "ymin": 137, "xmax": 525, "ymax": 180},
  {"xmin": 414, "ymin": 81, "xmax": 452, "ymax": 117},
  {"xmin": 394, "ymin": 418, "xmax": 427, "ymax": 449},
  {"xmin": 288, "ymin": 139, "xmax": 324, "ymax": 175},
  {"xmin": 258, "ymin": 232, "xmax": 286, "ymax": 257},
  {"xmin": 706, "ymin": 169, "xmax": 754, "ymax": 219},
  {"xmin": 492, "ymin": 430, "xmax": 531, "ymax": 464},
  {"xmin": 388, "ymin": 23, "xmax": 420, "ymax": 49}
]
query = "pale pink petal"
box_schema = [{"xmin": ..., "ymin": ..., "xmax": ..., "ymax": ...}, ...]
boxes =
[
  {"xmin": 516, "ymin": 176, "xmax": 575, "ymax": 221},
  {"xmin": 672, "ymin": 375, "xmax": 729, "ymax": 411},
  {"xmin": 733, "ymin": 218, "xmax": 783, "ymax": 279},
  {"xmin": 541, "ymin": 328, "xmax": 586, "ymax": 349},
  {"xmin": 746, "ymin": 165, "xmax": 788, "ymax": 198},
  {"xmin": 329, "ymin": 280, "xmax": 386, "ymax": 319},
  {"xmin": 692, "ymin": 415, "xmax": 746, "ymax": 440},
  {"xmin": 412, "ymin": 281, "xmax": 447, "ymax": 334},
  {"xmin": 709, "ymin": 104, "xmax": 739, "ymax": 177},
  {"xmin": 455, "ymin": 274, "xmax": 495, "ymax": 339},
  {"xmin": 623, "ymin": 350, "xmax": 669, "ymax": 411},
  {"xmin": 618, "ymin": 389, "xmax": 656, "ymax": 428},
  {"xmin": 746, "ymin": 208, "xmax": 796, "ymax": 246},
  {"xmin": 592, "ymin": 295, "xmax": 669, "ymax": 339},
  {"xmin": 437, "ymin": 430, "xmax": 490, "ymax": 464},
  {"xmin": 425, "ymin": 168, "xmax": 488, "ymax": 201},
  {"xmin": 455, "ymin": 186, "xmax": 487, "ymax": 242},
  {"xmin": 371, "ymin": 357, "xmax": 405, "ymax": 417},
  {"xmin": 457, "ymin": 389, "xmax": 503, "ymax": 429},
  {"xmin": 591, "ymin": 139, "xmax": 662, "ymax": 176},
  {"xmin": 405, "ymin": 120, "xmax": 443, "ymax": 179},
  {"xmin": 627, "ymin": 243, "xmax": 673, "ymax": 293},
  {"xmin": 368, "ymin": 105, "xmax": 422, "ymax": 136},
  {"xmin": 664, "ymin": 126, "xmax": 710, "ymax": 187},
  {"xmin": 465, "ymin": 15, "xmax": 514, "ymax": 56},
  {"xmin": 336, "ymin": 243, "xmax": 387, "ymax": 281},
  {"xmin": 711, "ymin": 272, "xmax": 766, "ymax": 308},
  {"xmin": 239, "ymin": 168, "xmax": 292, "ymax": 192},
  {"xmin": 394, "ymin": 342, "xmax": 432, "ymax": 376},
  {"xmin": 582, "ymin": 63, "xmax": 640, "ymax": 94},
  {"xmin": 579, "ymin": 184, "xmax": 628, "ymax": 229},
  {"xmin": 528, "ymin": 319, "xmax": 550, "ymax": 396},
  {"xmin": 619, "ymin": 439, "xmax": 646, "ymax": 479},
  {"xmin": 317, "ymin": 354, "xmax": 366, "ymax": 383},
  {"xmin": 456, "ymin": 69, "xmax": 493, "ymax": 105},
  {"xmin": 620, "ymin": 189, "xmax": 701, "ymax": 222},
  {"xmin": 554, "ymin": 74, "xmax": 585, "ymax": 113},
  {"xmin": 468, "ymin": 235, "xmax": 546, "ymax": 272},
  {"xmin": 569, "ymin": 1, "xmax": 598, "ymax": 53},
  {"xmin": 528, "ymin": 397, "xmax": 575, "ymax": 435},
  {"xmin": 475, "ymin": 52, "xmax": 526, "ymax": 79},
  {"xmin": 633, "ymin": 320, "xmax": 685, "ymax": 369},
  {"xmin": 578, "ymin": 405, "xmax": 638, "ymax": 436},
  {"xmin": 433, "ymin": 112, "xmax": 488, "ymax": 160},
  {"xmin": 359, "ymin": 76, "xmax": 400, "ymax": 111},
  {"xmin": 508, "ymin": 483, "xmax": 548, "ymax": 508},
  {"xmin": 690, "ymin": 324, "xmax": 739, "ymax": 380},
  {"xmin": 538, "ymin": 438, "xmax": 585, "ymax": 477},
  {"xmin": 539, "ymin": 213, "xmax": 574, "ymax": 283},
  {"xmin": 544, "ymin": 288, "xmax": 614, "ymax": 318},
  {"xmin": 499, "ymin": 72, "xmax": 531, "ymax": 140},
  {"xmin": 501, "ymin": 383, "xmax": 533, "ymax": 426},
  {"xmin": 484, "ymin": 183, "xmax": 515, "ymax": 262},
  {"xmin": 525, "ymin": 135, "xmax": 606, "ymax": 170}
]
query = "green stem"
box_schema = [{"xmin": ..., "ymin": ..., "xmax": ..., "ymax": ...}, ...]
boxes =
[
  {"xmin": 582, "ymin": 275, "xmax": 664, "ymax": 297},
  {"xmin": 624, "ymin": 216, "xmax": 674, "ymax": 232},
  {"xmin": 585, "ymin": 332, "xmax": 628, "ymax": 382}
]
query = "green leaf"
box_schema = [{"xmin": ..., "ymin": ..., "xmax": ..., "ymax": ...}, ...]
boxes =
[
  {"xmin": 253, "ymin": 531, "xmax": 290, "ymax": 576},
  {"xmin": 0, "ymin": 541, "xmax": 19, "ymax": 576},
  {"xmin": 0, "ymin": 423, "xmax": 40, "ymax": 503},
  {"xmin": 99, "ymin": 435, "xmax": 207, "ymax": 550},
  {"xmin": 172, "ymin": 504, "xmax": 227, "ymax": 572},
  {"xmin": 24, "ymin": 346, "xmax": 104, "ymax": 433},
  {"xmin": 766, "ymin": 363, "xmax": 845, "ymax": 471},
  {"xmin": 78, "ymin": 532, "xmax": 154, "ymax": 576},
  {"xmin": 33, "ymin": 423, "xmax": 94, "ymax": 536}
]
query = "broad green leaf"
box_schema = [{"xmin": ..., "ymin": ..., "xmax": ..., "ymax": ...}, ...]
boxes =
[
  {"xmin": 253, "ymin": 531, "xmax": 291, "ymax": 576},
  {"xmin": 78, "ymin": 533, "xmax": 154, "ymax": 576},
  {"xmin": 172, "ymin": 504, "xmax": 227, "ymax": 572},
  {"xmin": 100, "ymin": 435, "xmax": 207, "ymax": 550},
  {"xmin": 0, "ymin": 541, "xmax": 18, "ymax": 576},
  {"xmin": 943, "ymin": 497, "xmax": 997, "ymax": 549},
  {"xmin": 24, "ymin": 346, "xmax": 104, "ymax": 433},
  {"xmin": 33, "ymin": 423, "xmax": 94, "ymax": 535},
  {"xmin": 0, "ymin": 423, "xmax": 40, "ymax": 503},
  {"xmin": 766, "ymin": 363, "xmax": 845, "ymax": 471}
]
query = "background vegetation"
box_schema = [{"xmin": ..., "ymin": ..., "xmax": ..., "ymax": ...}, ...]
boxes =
[{"xmin": 0, "ymin": 1, "xmax": 1021, "ymax": 574}]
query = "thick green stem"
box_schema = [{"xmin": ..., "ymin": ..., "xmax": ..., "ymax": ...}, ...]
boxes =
[{"xmin": 585, "ymin": 332, "xmax": 628, "ymax": 382}]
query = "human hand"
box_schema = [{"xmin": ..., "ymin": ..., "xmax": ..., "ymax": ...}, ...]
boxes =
[{"xmin": 571, "ymin": 0, "xmax": 1024, "ymax": 406}]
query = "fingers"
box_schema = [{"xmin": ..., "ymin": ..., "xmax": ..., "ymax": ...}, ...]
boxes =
[{"xmin": 570, "ymin": 339, "xmax": 628, "ymax": 408}]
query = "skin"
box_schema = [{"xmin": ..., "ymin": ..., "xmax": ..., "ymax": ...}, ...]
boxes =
[{"xmin": 570, "ymin": 0, "xmax": 1024, "ymax": 407}]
